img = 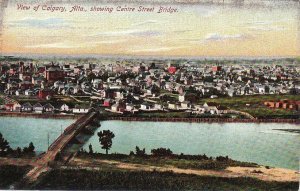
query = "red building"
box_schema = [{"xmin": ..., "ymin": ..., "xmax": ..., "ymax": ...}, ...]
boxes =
[
  {"xmin": 212, "ymin": 66, "xmax": 222, "ymax": 72},
  {"xmin": 45, "ymin": 66, "xmax": 64, "ymax": 82},
  {"xmin": 103, "ymin": 99, "xmax": 113, "ymax": 107},
  {"xmin": 168, "ymin": 66, "xmax": 177, "ymax": 74},
  {"xmin": 19, "ymin": 81, "xmax": 34, "ymax": 90},
  {"xmin": 38, "ymin": 89, "xmax": 54, "ymax": 99}
]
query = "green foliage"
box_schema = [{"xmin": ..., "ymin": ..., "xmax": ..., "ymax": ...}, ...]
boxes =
[
  {"xmin": 135, "ymin": 146, "xmax": 146, "ymax": 157},
  {"xmin": 151, "ymin": 148, "xmax": 173, "ymax": 157},
  {"xmin": 0, "ymin": 165, "xmax": 31, "ymax": 189},
  {"xmin": 23, "ymin": 142, "xmax": 35, "ymax": 155},
  {"xmin": 97, "ymin": 130, "xmax": 115, "ymax": 154},
  {"xmin": 88, "ymin": 144, "xmax": 93, "ymax": 154},
  {"xmin": 0, "ymin": 133, "xmax": 11, "ymax": 156},
  {"xmin": 32, "ymin": 168, "xmax": 298, "ymax": 190}
]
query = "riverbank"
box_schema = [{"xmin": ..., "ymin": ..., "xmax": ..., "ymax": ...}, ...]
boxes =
[
  {"xmin": 105, "ymin": 116, "xmax": 300, "ymax": 124},
  {"xmin": 0, "ymin": 112, "xmax": 80, "ymax": 119},
  {"xmin": 30, "ymin": 156, "xmax": 298, "ymax": 190},
  {"xmin": 0, "ymin": 111, "xmax": 299, "ymax": 123}
]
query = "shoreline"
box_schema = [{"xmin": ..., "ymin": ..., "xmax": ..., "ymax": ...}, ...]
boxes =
[
  {"xmin": 0, "ymin": 112, "xmax": 80, "ymax": 119},
  {"xmin": 0, "ymin": 112, "xmax": 299, "ymax": 123},
  {"xmin": 104, "ymin": 116, "xmax": 300, "ymax": 124}
]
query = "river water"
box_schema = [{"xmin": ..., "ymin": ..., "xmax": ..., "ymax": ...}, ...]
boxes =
[{"xmin": 0, "ymin": 117, "xmax": 299, "ymax": 170}]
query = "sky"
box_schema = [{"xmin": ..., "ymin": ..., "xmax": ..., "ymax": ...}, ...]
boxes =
[{"xmin": 1, "ymin": 0, "xmax": 300, "ymax": 57}]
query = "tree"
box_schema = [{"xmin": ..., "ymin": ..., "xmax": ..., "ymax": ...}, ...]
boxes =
[
  {"xmin": 88, "ymin": 144, "xmax": 94, "ymax": 154},
  {"xmin": 135, "ymin": 146, "xmax": 146, "ymax": 157},
  {"xmin": 151, "ymin": 148, "xmax": 173, "ymax": 157},
  {"xmin": 28, "ymin": 142, "xmax": 35, "ymax": 153},
  {"xmin": 0, "ymin": 133, "xmax": 10, "ymax": 156},
  {"xmin": 97, "ymin": 130, "xmax": 115, "ymax": 154},
  {"xmin": 23, "ymin": 142, "xmax": 35, "ymax": 155}
]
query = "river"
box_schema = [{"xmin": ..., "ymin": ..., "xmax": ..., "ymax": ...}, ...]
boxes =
[{"xmin": 0, "ymin": 117, "xmax": 299, "ymax": 170}]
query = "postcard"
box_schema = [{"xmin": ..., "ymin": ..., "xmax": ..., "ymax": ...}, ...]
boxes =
[{"xmin": 0, "ymin": 0, "xmax": 299, "ymax": 190}]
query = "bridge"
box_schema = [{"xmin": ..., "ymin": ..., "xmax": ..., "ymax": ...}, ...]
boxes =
[{"xmin": 23, "ymin": 110, "xmax": 99, "ymax": 183}]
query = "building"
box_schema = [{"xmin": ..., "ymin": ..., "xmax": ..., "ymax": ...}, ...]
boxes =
[
  {"xmin": 212, "ymin": 66, "xmax": 222, "ymax": 72},
  {"xmin": 45, "ymin": 66, "xmax": 64, "ymax": 82},
  {"xmin": 38, "ymin": 89, "xmax": 53, "ymax": 99}
]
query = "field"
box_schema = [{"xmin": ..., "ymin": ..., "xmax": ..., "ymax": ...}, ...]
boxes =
[
  {"xmin": 76, "ymin": 152, "xmax": 258, "ymax": 170},
  {"xmin": 0, "ymin": 165, "xmax": 31, "ymax": 189},
  {"xmin": 31, "ymin": 167, "xmax": 298, "ymax": 190},
  {"xmin": 199, "ymin": 94, "xmax": 300, "ymax": 119}
]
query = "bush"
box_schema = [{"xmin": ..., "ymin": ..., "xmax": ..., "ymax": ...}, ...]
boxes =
[{"xmin": 151, "ymin": 148, "xmax": 173, "ymax": 157}]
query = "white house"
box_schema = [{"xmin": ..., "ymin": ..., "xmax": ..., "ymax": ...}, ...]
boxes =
[
  {"xmin": 33, "ymin": 103, "xmax": 43, "ymax": 113},
  {"xmin": 193, "ymin": 105, "xmax": 205, "ymax": 114},
  {"xmin": 140, "ymin": 102, "xmax": 152, "ymax": 110},
  {"xmin": 126, "ymin": 104, "xmax": 135, "ymax": 112},
  {"xmin": 73, "ymin": 105, "xmax": 89, "ymax": 114},
  {"xmin": 180, "ymin": 101, "xmax": 191, "ymax": 109},
  {"xmin": 154, "ymin": 103, "xmax": 163, "ymax": 110},
  {"xmin": 168, "ymin": 103, "xmax": 178, "ymax": 110},
  {"xmin": 178, "ymin": 93, "xmax": 186, "ymax": 102},
  {"xmin": 60, "ymin": 104, "xmax": 70, "ymax": 112}
]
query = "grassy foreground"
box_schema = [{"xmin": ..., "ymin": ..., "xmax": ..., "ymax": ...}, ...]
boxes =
[
  {"xmin": 76, "ymin": 152, "xmax": 258, "ymax": 170},
  {"xmin": 0, "ymin": 165, "xmax": 31, "ymax": 189},
  {"xmin": 32, "ymin": 168, "xmax": 298, "ymax": 190}
]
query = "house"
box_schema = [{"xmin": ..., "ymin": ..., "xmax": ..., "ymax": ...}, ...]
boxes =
[
  {"xmin": 5, "ymin": 102, "xmax": 21, "ymax": 112},
  {"xmin": 181, "ymin": 101, "xmax": 191, "ymax": 109},
  {"xmin": 193, "ymin": 105, "xmax": 205, "ymax": 114},
  {"xmin": 43, "ymin": 103, "xmax": 55, "ymax": 113},
  {"xmin": 178, "ymin": 93, "xmax": 186, "ymax": 102},
  {"xmin": 33, "ymin": 103, "xmax": 44, "ymax": 113},
  {"xmin": 111, "ymin": 103, "xmax": 126, "ymax": 113},
  {"xmin": 126, "ymin": 104, "xmax": 135, "ymax": 112},
  {"xmin": 140, "ymin": 102, "xmax": 152, "ymax": 110},
  {"xmin": 73, "ymin": 105, "xmax": 90, "ymax": 114},
  {"xmin": 45, "ymin": 66, "xmax": 64, "ymax": 82},
  {"xmin": 203, "ymin": 102, "xmax": 219, "ymax": 114},
  {"xmin": 38, "ymin": 89, "xmax": 53, "ymax": 99},
  {"xmin": 217, "ymin": 105, "xmax": 228, "ymax": 114},
  {"xmin": 21, "ymin": 102, "xmax": 32, "ymax": 112},
  {"xmin": 24, "ymin": 89, "xmax": 33, "ymax": 96},
  {"xmin": 154, "ymin": 103, "xmax": 163, "ymax": 110},
  {"xmin": 103, "ymin": 99, "xmax": 113, "ymax": 107},
  {"xmin": 168, "ymin": 103, "xmax": 178, "ymax": 110},
  {"xmin": 60, "ymin": 104, "xmax": 70, "ymax": 112}
]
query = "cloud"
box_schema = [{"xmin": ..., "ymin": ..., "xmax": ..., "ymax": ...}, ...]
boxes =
[
  {"xmin": 25, "ymin": 43, "xmax": 80, "ymax": 49},
  {"xmin": 131, "ymin": 20, "xmax": 158, "ymax": 26},
  {"xmin": 190, "ymin": 5, "xmax": 219, "ymax": 18},
  {"xmin": 9, "ymin": 17, "xmax": 69, "ymax": 29},
  {"xmin": 130, "ymin": 46, "xmax": 187, "ymax": 53},
  {"xmin": 248, "ymin": 26, "xmax": 286, "ymax": 31},
  {"xmin": 172, "ymin": 29, "xmax": 193, "ymax": 34},
  {"xmin": 204, "ymin": 33, "xmax": 248, "ymax": 41},
  {"xmin": 91, "ymin": 29, "xmax": 162, "ymax": 37},
  {"xmin": 91, "ymin": 39, "xmax": 127, "ymax": 44},
  {"xmin": 243, "ymin": 20, "xmax": 288, "ymax": 32},
  {"xmin": 25, "ymin": 39, "xmax": 127, "ymax": 49}
]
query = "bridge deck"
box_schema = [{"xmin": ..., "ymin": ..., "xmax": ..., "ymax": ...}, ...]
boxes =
[{"xmin": 24, "ymin": 111, "xmax": 99, "ymax": 182}]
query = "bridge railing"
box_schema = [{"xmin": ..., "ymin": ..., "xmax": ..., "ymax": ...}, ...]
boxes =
[{"xmin": 48, "ymin": 111, "xmax": 97, "ymax": 151}]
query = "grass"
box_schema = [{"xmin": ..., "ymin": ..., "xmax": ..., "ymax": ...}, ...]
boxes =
[
  {"xmin": 199, "ymin": 94, "xmax": 300, "ymax": 118},
  {"xmin": 0, "ymin": 165, "xmax": 31, "ymax": 189},
  {"xmin": 76, "ymin": 153, "xmax": 258, "ymax": 170},
  {"xmin": 31, "ymin": 168, "xmax": 298, "ymax": 190}
]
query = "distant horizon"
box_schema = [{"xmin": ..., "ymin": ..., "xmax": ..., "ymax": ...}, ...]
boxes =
[{"xmin": 1, "ymin": 52, "xmax": 299, "ymax": 61}]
